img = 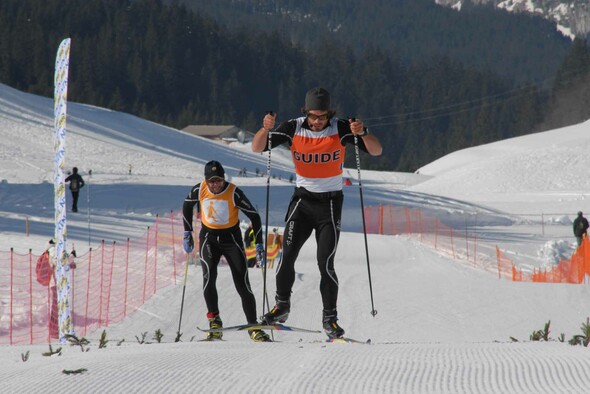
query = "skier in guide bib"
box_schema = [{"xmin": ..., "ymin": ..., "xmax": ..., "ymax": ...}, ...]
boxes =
[
  {"xmin": 182, "ymin": 160, "xmax": 271, "ymax": 342},
  {"xmin": 64, "ymin": 167, "xmax": 85, "ymax": 212},
  {"xmin": 251, "ymin": 87, "xmax": 383, "ymax": 338}
]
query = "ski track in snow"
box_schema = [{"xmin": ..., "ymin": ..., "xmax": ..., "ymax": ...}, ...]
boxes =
[{"xmin": 3, "ymin": 342, "xmax": 590, "ymax": 394}]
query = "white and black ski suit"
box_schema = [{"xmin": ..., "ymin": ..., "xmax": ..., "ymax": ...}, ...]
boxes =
[
  {"xmin": 182, "ymin": 181, "xmax": 263, "ymax": 323},
  {"xmin": 263, "ymin": 116, "xmax": 371, "ymax": 313}
]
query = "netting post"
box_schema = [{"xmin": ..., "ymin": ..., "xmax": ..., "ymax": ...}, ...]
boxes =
[
  {"xmin": 98, "ymin": 241, "xmax": 105, "ymax": 326},
  {"xmin": 84, "ymin": 248, "xmax": 93, "ymax": 336},
  {"xmin": 105, "ymin": 241, "xmax": 116, "ymax": 326},
  {"xmin": 124, "ymin": 238, "xmax": 130, "ymax": 319},
  {"xmin": 418, "ymin": 210, "xmax": 423, "ymax": 242},
  {"xmin": 435, "ymin": 218, "xmax": 439, "ymax": 249},
  {"xmin": 154, "ymin": 215, "xmax": 159, "ymax": 293},
  {"xmin": 450, "ymin": 227, "xmax": 455, "ymax": 259},
  {"xmin": 46, "ymin": 267, "xmax": 51, "ymax": 344},
  {"xmin": 143, "ymin": 227, "xmax": 150, "ymax": 304},
  {"xmin": 29, "ymin": 249, "xmax": 33, "ymax": 344}
]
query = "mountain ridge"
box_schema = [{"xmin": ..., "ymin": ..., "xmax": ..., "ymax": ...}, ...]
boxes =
[{"xmin": 435, "ymin": 0, "xmax": 590, "ymax": 38}]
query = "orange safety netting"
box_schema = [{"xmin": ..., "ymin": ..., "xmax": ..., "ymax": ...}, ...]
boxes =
[
  {"xmin": 364, "ymin": 203, "xmax": 590, "ymax": 283},
  {"xmin": 364, "ymin": 203, "xmax": 484, "ymax": 271},
  {"xmin": 0, "ymin": 211, "xmax": 195, "ymax": 345},
  {"xmin": 503, "ymin": 237, "xmax": 590, "ymax": 284}
]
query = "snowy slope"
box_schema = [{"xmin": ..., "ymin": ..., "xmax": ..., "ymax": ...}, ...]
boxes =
[{"xmin": 2, "ymin": 83, "xmax": 590, "ymax": 393}]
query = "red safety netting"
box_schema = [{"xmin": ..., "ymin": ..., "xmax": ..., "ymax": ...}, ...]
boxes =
[
  {"xmin": 0, "ymin": 210, "xmax": 198, "ymax": 345},
  {"xmin": 366, "ymin": 203, "xmax": 590, "ymax": 284},
  {"xmin": 505, "ymin": 237, "xmax": 590, "ymax": 284},
  {"xmin": 364, "ymin": 204, "xmax": 493, "ymax": 273}
]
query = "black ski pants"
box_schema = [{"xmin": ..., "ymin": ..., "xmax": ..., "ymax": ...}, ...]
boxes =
[
  {"xmin": 71, "ymin": 191, "xmax": 79, "ymax": 212},
  {"xmin": 277, "ymin": 187, "xmax": 343, "ymax": 312},
  {"xmin": 199, "ymin": 226, "xmax": 257, "ymax": 323}
]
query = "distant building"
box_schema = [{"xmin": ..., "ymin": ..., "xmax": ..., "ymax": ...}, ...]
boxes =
[{"xmin": 182, "ymin": 125, "xmax": 252, "ymax": 144}]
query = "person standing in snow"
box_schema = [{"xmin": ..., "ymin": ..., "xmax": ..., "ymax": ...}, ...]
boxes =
[
  {"xmin": 182, "ymin": 160, "xmax": 271, "ymax": 342},
  {"xmin": 64, "ymin": 167, "xmax": 85, "ymax": 212},
  {"xmin": 251, "ymin": 87, "xmax": 383, "ymax": 339},
  {"xmin": 573, "ymin": 211, "xmax": 589, "ymax": 247}
]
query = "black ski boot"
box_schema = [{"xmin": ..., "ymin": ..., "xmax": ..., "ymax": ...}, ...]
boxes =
[
  {"xmin": 261, "ymin": 296, "xmax": 290, "ymax": 324},
  {"xmin": 322, "ymin": 308, "xmax": 345, "ymax": 339}
]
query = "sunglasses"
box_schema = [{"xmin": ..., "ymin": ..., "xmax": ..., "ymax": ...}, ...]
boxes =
[
  {"xmin": 306, "ymin": 112, "xmax": 330, "ymax": 121},
  {"xmin": 207, "ymin": 177, "xmax": 224, "ymax": 184}
]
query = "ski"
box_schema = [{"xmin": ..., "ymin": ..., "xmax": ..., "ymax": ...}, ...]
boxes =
[
  {"xmin": 197, "ymin": 323, "xmax": 321, "ymax": 334},
  {"xmin": 327, "ymin": 337, "xmax": 371, "ymax": 345}
]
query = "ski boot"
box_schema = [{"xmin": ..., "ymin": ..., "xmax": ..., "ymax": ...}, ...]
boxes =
[
  {"xmin": 322, "ymin": 308, "xmax": 345, "ymax": 339},
  {"xmin": 261, "ymin": 295, "xmax": 290, "ymax": 324},
  {"xmin": 205, "ymin": 312, "xmax": 223, "ymax": 341},
  {"xmin": 248, "ymin": 329, "xmax": 272, "ymax": 342}
]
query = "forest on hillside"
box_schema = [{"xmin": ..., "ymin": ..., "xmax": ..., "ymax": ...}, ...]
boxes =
[
  {"xmin": 171, "ymin": 0, "xmax": 572, "ymax": 85},
  {"xmin": 1, "ymin": 0, "xmax": 590, "ymax": 171}
]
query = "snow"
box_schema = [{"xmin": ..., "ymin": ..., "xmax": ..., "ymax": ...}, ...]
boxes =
[{"xmin": 2, "ymin": 82, "xmax": 590, "ymax": 393}]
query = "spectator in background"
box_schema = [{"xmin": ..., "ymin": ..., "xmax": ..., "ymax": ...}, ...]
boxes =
[
  {"xmin": 65, "ymin": 167, "xmax": 85, "ymax": 212},
  {"xmin": 573, "ymin": 211, "xmax": 589, "ymax": 247}
]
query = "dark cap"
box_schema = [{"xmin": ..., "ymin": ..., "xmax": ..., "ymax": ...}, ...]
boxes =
[
  {"xmin": 204, "ymin": 160, "xmax": 225, "ymax": 180},
  {"xmin": 578, "ymin": 211, "xmax": 583, "ymax": 216},
  {"xmin": 304, "ymin": 87, "xmax": 331, "ymax": 112}
]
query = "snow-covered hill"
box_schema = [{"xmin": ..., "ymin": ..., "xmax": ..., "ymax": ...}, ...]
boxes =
[
  {"xmin": 436, "ymin": 0, "xmax": 590, "ymax": 38},
  {"xmin": 3, "ymin": 82, "xmax": 590, "ymax": 392}
]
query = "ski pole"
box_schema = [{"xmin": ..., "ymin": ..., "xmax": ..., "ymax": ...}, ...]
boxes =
[
  {"xmin": 261, "ymin": 111, "xmax": 274, "ymax": 317},
  {"xmin": 175, "ymin": 253, "xmax": 191, "ymax": 342},
  {"xmin": 351, "ymin": 117, "xmax": 377, "ymax": 317}
]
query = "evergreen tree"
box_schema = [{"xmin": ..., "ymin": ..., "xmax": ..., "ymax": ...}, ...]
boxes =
[{"xmin": 540, "ymin": 38, "xmax": 590, "ymax": 130}]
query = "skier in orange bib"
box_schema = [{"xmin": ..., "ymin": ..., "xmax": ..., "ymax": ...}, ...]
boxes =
[{"xmin": 182, "ymin": 160, "xmax": 271, "ymax": 342}]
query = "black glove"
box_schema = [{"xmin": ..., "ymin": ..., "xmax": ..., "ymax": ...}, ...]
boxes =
[{"xmin": 256, "ymin": 244, "xmax": 265, "ymax": 266}]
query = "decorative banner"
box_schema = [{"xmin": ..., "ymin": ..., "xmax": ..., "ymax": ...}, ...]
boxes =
[{"xmin": 54, "ymin": 37, "xmax": 73, "ymax": 342}]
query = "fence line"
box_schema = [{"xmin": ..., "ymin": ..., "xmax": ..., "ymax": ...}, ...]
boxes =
[
  {"xmin": 364, "ymin": 203, "xmax": 588, "ymax": 283},
  {"xmin": 0, "ymin": 210, "xmax": 193, "ymax": 345},
  {"xmin": 498, "ymin": 239, "xmax": 590, "ymax": 284},
  {"xmin": 364, "ymin": 204, "xmax": 500, "ymax": 274},
  {"xmin": 1, "ymin": 209, "xmax": 287, "ymax": 345}
]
